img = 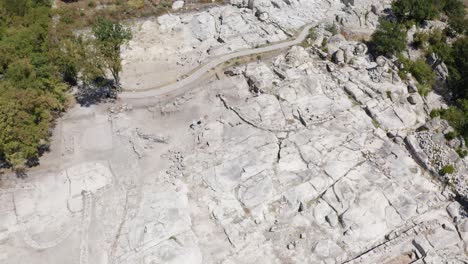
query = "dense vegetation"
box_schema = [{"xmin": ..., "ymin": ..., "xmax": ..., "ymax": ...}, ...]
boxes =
[
  {"xmin": 392, "ymin": 0, "xmax": 467, "ymax": 34},
  {"xmin": 369, "ymin": 20, "xmax": 407, "ymax": 57},
  {"xmin": 0, "ymin": 0, "xmax": 69, "ymax": 171},
  {"xmin": 0, "ymin": 0, "xmax": 131, "ymax": 172},
  {"xmin": 370, "ymin": 0, "xmax": 467, "ymax": 142}
]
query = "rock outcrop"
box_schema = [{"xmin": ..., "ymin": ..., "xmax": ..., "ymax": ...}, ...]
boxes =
[{"xmin": 0, "ymin": 1, "xmax": 466, "ymax": 263}]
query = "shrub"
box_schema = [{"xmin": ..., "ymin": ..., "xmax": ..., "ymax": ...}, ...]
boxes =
[
  {"xmin": 427, "ymin": 29, "xmax": 453, "ymax": 64},
  {"xmin": 450, "ymin": 37, "xmax": 468, "ymax": 100},
  {"xmin": 392, "ymin": 0, "xmax": 439, "ymax": 24},
  {"xmin": 87, "ymin": 1, "xmax": 96, "ymax": 8},
  {"xmin": 3, "ymin": 0, "xmax": 28, "ymax": 16},
  {"xmin": 445, "ymin": 131, "xmax": 459, "ymax": 140},
  {"xmin": 440, "ymin": 103, "xmax": 468, "ymax": 142},
  {"xmin": 128, "ymin": 0, "xmax": 145, "ymax": 9},
  {"xmin": 399, "ymin": 56, "xmax": 435, "ymax": 90},
  {"xmin": 430, "ymin": 109, "xmax": 441, "ymax": 118},
  {"xmin": 413, "ymin": 32, "xmax": 429, "ymax": 49},
  {"xmin": 410, "ymin": 58, "xmax": 436, "ymax": 86},
  {"xmin": 456, "ymin": 148, "xmax": 467, "ymax": 158},
  {"xmin": 326, "ymin": 24, "xmax": 339, "ymax": 35},
  {"xmin": 370, "ymin": 20, "xmax": 407, "ymax": 57},
  {"xmin": 308, "ymin": 28, "xmax": 317, "ymax": 42},
  {"xmin": 321, "ymin": 37, "xmax": 328, "ymax": 50},
  {"xmin": 439, "ymin": 165, "xmax": 455, "ymax": 175},
  {"xmin": 443, "ymin": 0, "xmax": 467, "ymax": 34},
  {"xmin": 386, "ymin": 90, "xmax": 392, "ymax": 100},
  {"xmin": 417, "ymin": 84, "xmax": 431, "ymax": 97},
  {"xmin": 302, "ymin": 28, "xmax": 317, "ymax": 47}
]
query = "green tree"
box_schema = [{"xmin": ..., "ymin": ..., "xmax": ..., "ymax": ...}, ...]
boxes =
[
  {"xmin": 370, "ymin": 20, "xmax": 407, "ymax": 57},
  {"xmin": 92, "ymin": 18, "xmax": 131, "ymax": 90},
  {"xmin": 450, "ymin": 36, "xmax": 468, "ymax": 100},
  {"xmin": 3, "ymin": 0, "xmax": 28, "ymax": 16},
  {"xmin": 392, "ymin": 0, "xmax": 438, "ymax": 23},
  {"xmin": 443, "ymin": 0, "xmax": 467, "ymax": 34}
]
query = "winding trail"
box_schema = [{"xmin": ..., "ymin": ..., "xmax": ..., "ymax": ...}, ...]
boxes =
[{"xmin": 119, "ymin": 24, "xmax": 314, "ymax": 99}]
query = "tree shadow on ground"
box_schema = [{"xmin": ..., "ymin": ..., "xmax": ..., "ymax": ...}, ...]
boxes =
[{"xmin": 75, "ymin": 78, "xmax": 118, "ymax": 107}]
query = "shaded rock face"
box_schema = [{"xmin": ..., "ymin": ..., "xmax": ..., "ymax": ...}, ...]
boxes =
[{"xmin": 341, "ymin": 0, "xmax": 354, "ymax": 6}]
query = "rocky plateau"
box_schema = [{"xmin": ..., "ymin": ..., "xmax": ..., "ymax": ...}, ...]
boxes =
[{"xmin": 0, "ymin": 0, "xmax": 467, "ymax": 263}]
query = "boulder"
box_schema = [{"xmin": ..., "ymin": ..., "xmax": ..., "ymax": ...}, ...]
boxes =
[
  {"xmin": 258, "ymin": 12, "xmax": 269, "ymax": 21},
  {"xmin": 344, "ymin": 48, "xmax": 354, "ymax": 64},
  {"xmin": 427, "ymin": 53, "xmax": 439, "ymax": 66},
  {"xmin": 190, "ymin": 13, "xmax": 217, "ymax": 41},
  {"xmin": 407, "ymin": 94, "xmax": 422, "ymax": 105},
  {"xmin": 434, "ymin": 62, "xmax": 449, "ymax": 80},
  {"xmin": 354, "ymin": 43, "xmax": 367, "ymax": 55},
  {"xmin": 376, "ymin": 56, "xmax": 387, "ymax": 67},
  {"xmin": 327, "ymin": 34, "xmax": 347, "ymax": 55},
  {"xmin": 371, "ymin": 4, "xmax": 382, "ymax": 15},
  {"xmin": 332, "ymin": 50, "xmax": 345, "ymax": 65},
  {"xmin": 172, "ymin": 0, "xmax": 184, "ymax": 10},
  {"xmin": 407, "ymin": 83, "xmax": 418, "ymax": 93},
  {"xmin": 245, "ymin": 62, "xmax": 276, "ymax": 93},
  {"xmin": 157, "ymin": 14, "xmax": 181, "ymax": 33}
]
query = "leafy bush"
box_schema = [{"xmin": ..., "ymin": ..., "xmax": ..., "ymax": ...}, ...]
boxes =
[
  {"xmin": 87, "ymin": 1, "xmax": 96, "ymax": 8},
  {"xmin": 413, "ymin": 32, "xmax": 429, "ymax": 48},
  {"xmin": 399, "ymin": 56, "xmax": 435, "ymax": 88},
  {"xmin": 410, "ymin": 58, "xmax": 436, "ymax": 86},
  {"xmin": 301, "ymin": 28, "xmax": 317, "ymax": 47},
  {"xmin": 445, "ymin": 131, "xmax": 459, "ymax": 140},
  {"xmin": 307, "ymin": 28, "xmax": 317, "ymax": 42},
  {"xmin": 417, "ymin": 84, "xmax": 431, "ymax": 97},
  {"xmin": 440, "ymin": 103, "xmax": 468, "ymax": 142},
  {"xmin": 321, "ymin": 37, "xmax": 328, "ymax": 51},
  {"xmin": 439, "ymin": 165, "xmax": 455, "ymax": 175},
  {"xmin": 392, "ymin": 0, "xmax": 439, "ymax": 24},
  {"xmin": 427, "ymin": 30, "xmax": 453, "ymax": 64},
  {"xmin": 443, "ymin": 0, "xmax": 467, "ymax": 34},
  {"xmin": 449, "ymin": 37, "xmax": 468, "ymax": 100},
  {"xmin": 392, "ymin": 0, "xmax": 466, "ymax": 33},
  {"xmin": 456, "ymin": 148, "xmax": 467, "ymax": 158},
  {"xmin": 430, "ymin": 109, "xmax": 441, "ymax": 118},
  {"xmin": 326, "ymin": 24, "xmax": 339, "ymax": 35},
  {"xmin": 3, "ymin": 0, "xmax": 28, "ymax": 16},
  {"xmin": 370, "ymin": 20, "xmax": 407, "ymax": 57}
]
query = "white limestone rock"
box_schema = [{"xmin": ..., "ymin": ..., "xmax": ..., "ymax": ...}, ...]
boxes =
[
  {"xmin": 190, "ymin": 13, "xmax": 217, "ymax": 41},
  {"xmin": 172, "ymin": 0, "xmax": 184, "ymax": 10},
  {"xmin": 158, "ymin": 14, "xmax": 181, "ymax": 33}
]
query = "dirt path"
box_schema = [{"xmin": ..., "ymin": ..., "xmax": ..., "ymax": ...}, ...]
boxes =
[{"xmin": 119, "ymin": 24, "xmax": 314, "ymax": 99}]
